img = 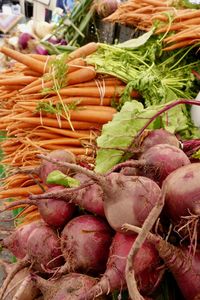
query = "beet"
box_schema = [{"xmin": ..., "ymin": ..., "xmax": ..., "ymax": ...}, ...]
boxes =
[
  {"xmin": 26, "ymin": 224, "xmax": 63, "ymax": 272},
  {"xmin": 1, "ymin": 221, "xmax": 43, "ymax": 259},
  {"xmin": 139, "ymin": 144, "xmax": 190, "ymax": 185},
  {"xmin": 140, "ymin": 129, "xmax": 180, "ymax": 152},
  {"xmin": 59, "ymin": 215, "xmax": 112, "ymax": 275},
  {"xmin": 37, "ymin": 186, "xmax": 76, "ymax": 228},
  {"xmin": 77, "ymin": 232, "xmax": 162, "ymax": 300},
  {"xmin": 39, "ymin": 150, "xmax": 76, "ymax": 185},
  {"xmin": 32, "ymin": 154, "xmax": 161, "ymax": 232},
  {"xmin": 33, "ymin": 273, "xmax": 106, "ymax": 300}
]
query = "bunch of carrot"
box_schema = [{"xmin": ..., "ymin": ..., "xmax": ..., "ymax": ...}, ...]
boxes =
[
  {"xmin": 105, "ymin": 0, "xmax": 200, "ymax": 51},
  {"xmin": 0, "ymin": 42, "xmax": 139, "ymax": 223}
]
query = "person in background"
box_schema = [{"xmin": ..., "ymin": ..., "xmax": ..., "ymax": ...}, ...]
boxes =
[{"xmin": 56, "ymin": 0, "xmax": 74, "ymax": 12}]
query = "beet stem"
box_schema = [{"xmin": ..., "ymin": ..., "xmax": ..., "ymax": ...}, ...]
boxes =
[
  {"xmin": 0, "ymin": 200, "xmax": 37, "ymax": 217},
  {"xmin": 12, "ymin": 275, "xmax": 31, "ymax": 300},
  {"xmin": 108, "ymin": 159, "xmax": 146, "ymax": 174},
  {"xmin": 122, "ymin": 183, "xmax": 166, "ymax": 300},
  {"xmin": 37, "ymin": 154, "xmax": 109, "ymax": 191}
]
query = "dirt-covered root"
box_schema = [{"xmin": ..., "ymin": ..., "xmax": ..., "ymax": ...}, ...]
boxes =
[{"xmin": 0, "ymin": 258, "xmax": 30, "ymax": 300}]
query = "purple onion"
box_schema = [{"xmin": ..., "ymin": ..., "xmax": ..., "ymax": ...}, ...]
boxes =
[
  {"xmin": 18, "ymin": 32, "xmax": 34, "ymax": 50},
  {"xmin": 35, "ymin": 45, "xmax": 49, "ymax": 55}
]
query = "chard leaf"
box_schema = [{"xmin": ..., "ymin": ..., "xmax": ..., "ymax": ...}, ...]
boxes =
[
  {"xmin": 116, "ymin": 28, "xmax": 155, "ymax": 49},
  {"xmin": 95, "ymin": 101, "xmax": 192, "ymax": 174},
  {"xmin": 46, "ymin": 170, "xmax": 80, "ymax": 187}
]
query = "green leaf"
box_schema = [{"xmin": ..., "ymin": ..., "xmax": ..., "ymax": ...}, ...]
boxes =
[
  {"xmin": 46, "ymin": 170, "xmax": 80, "ymax": 187},
  {"xmin": 116, "ymin": 28, "xmax": 155, "ymax": 49},
  {"xmin": 95, "ymin": 100, "xmax": 193, "ymax": 174}
]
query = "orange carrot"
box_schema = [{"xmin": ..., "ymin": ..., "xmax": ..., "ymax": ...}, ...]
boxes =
[
  {"xmin": 0, "ymin": 46, "xmax": 49, "ymax": 74},
  {"xmin": 0, "ymin": 76, "xmax": 37, "ymax": 86},
  {"xmin": 49, "ymin": 85, "xmax": 126, "ymax": 97},
  {"xmin": 173, "ymin": 10, "xmax": 200, "ymax": 22},
  {"xmin": 43, "ymin": 126, "xmax": 95, "ymax": 138},
  {"xmin": 142, "ymin": 0, "xmax": 168, "ymax": 6},
  {"xmin": 67, "ymin": 109, "xmax": 115, "ymax": 123},
  {"xmin": 163, "ymin": 39, "xmax": 198, "ymax": 51},
  {"xmin": 0, "ymin": 185, "xmax": 43, "ymax": 199},
  {"xmin": 23, "ymin": 70, "xmax": 42, "ymax": 77},
  {"xmin": 67, "ymin": 42, "xmax": 99, "ymax": 61},
  {"xmin": 29, "ymin": 54, "xmax": 56, "ymax": 62},
  {"xmin": 156, "ymin": 18, "xmax": 200, "ymax": 34},
  {"xmin": 11, "ymin": 117, "xmax": 102, "ymax": 129},
  {"xmin": 55, "ymin": 97, "xmax": 116, "ymax": 106}
]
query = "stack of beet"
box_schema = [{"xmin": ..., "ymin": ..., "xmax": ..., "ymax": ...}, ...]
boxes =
[{"xmin": 0, "ymin": 128, "xmax": 200, "ymax": 300}]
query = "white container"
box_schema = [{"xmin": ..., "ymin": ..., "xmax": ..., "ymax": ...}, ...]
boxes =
[{"xmin": 191, "ymin": 91, "xmax": 200, "ymax": 127}]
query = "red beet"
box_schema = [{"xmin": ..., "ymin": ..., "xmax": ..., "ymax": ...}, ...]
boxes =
[
  {"xmin": 1, "ymin": 221, "xmax": 43, "ymax": 259},
  {"xmin": 33, "ymin": 273, "xmax": 106, "ymax": 300},
  {"xmin": 139, "ymin": 144, "xmax": 190, "ymax": 186},
  {"xmin": 39, "ymin": 150, "xmax": 76, "ymax": 185},
  {"xmin": 164, "ymin": 163, "xmax": 200, "ymax": 224},
  {"xmin": 37, "ymin": 186, "xmax": 76, "ymax": 228},
  {"xmin": 32, "ymin": 155, "xmax": 161, "ymax": 232},
  {"xmin": 26, "ymin": 224, "xmax": 63, "ymax": 272},
  {"xmin": 59, "ymin": 215, "xmax": 112, "ymax": 275},
  {"xmin": 77, "ymin": 232, "xmax": 162, "ymax": 300},
  {"xmin": 140, "ymin": 129, "xmax": 180, "ymax": 152}
]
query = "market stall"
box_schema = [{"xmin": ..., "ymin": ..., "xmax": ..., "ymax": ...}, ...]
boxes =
[{"xmin": 0, "ymin": 0, "xmax": 200, "ymax": 299}]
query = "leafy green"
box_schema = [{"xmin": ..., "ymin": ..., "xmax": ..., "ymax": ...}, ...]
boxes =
[
  {"xmin": 95, "ymin": 101, "xmax": 193, "ymax": 174},
  {"xmin": 87, "ymin": 39, "xmax": 199, "ymax": 108},
  {"xmin": 116, "ymin": 28, "xmax": 155, "ymax": 49},
  {"xmin": 46, "ymin": 170, "xmax": 80, "ymax": 187}
]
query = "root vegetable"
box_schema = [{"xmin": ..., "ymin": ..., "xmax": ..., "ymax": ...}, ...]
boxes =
[
  {"xmin": 1, "ymin": 221, "xmax": 43, "ymax": 259},
  {"xmin": 58, "ymin": 215, "xmax": 112, "ymax": 275},
  {"xmin": 32, "ymin": 154, "xmax": 162, "ymax": 232},
  {"xmin": 33, "ymin": 273, "xmax": 106, "ymax": 300},
  {"xmin": 125, "ymin": 224, "xmax": 200, "ymax": 300},
  {"xmin": 37, "ymin": 186, "xmax": 76, "ymax": 228},
  {"xmin": 140, "ymin": 129, "xmax": 180, "ymax": 152},
  {"xmin": 139, "ymin": 144, "xmax": 190, "ymax": 186},
  {"xmin": 38, "ymin": 150, "xmax": 76, "ymax": 185},
  {"xmin": 3, "ymin": 267, "xmax": 39, "ymax": 300},
  {"xmin": 76, "ymin": 232, "xmax": 162, "ymax": 300}
]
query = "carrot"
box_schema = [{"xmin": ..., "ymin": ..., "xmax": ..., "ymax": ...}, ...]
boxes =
[
  {"xmin": 20, "ymin": 66, "xmax": 96, "ymax": 95},
  {"xmin": 11, "ymin": 117, "xmax": 102, "ymax": 129},
  {"xmin": 173, "ymin": 10, "xmax": 200, "ymax": 22},
  {"xmin": 55, "ymin": 97, "xmax": 116, "ymax": 106},
  {"xmin": 37, "ymin": 138, "xmax": 82, "ymax": 146},
  {"xmin": 29, "ymin": 54, "xmax": 56, "ymax": 62},
  {"xmin": 49, "ymin": 85, "xmax": 125, "ymax": 97},
  {"xmin": 41, "ymin": 145, "xmax": 93, "ymax": 155},
  {"xmin": 141, "ymin": 0, "xmax": 168, "ymax": 6},
  {"xmin": 0, "ymin": 185, "xmax": 43, "ymax": 199},
  {"xmin": 0, "ymin": 46, "xmax": 49, "ymax": 74},
  {"xmin": 72, "ymin": 77, "xmax": 123, "ymax": 88},
  {"xmin": 66, "ymin": 109, "xmax": 115, "ymax": 123},
  {"xmin": 163, "ymin": 39, "xmax": 198, "ymax": 51},
  {"xmin": 156, "ymin": 18, "xmax": 200, "ymax": 34},
  {"xmin": 23, "ymin": 70, "xmax": 42, "ymax": 77},
  {"xmin": 78, "ymin": 105, "xmax": 117, "ymax": 112},
  {"xmin": 42, "ymin": 126, "xmax": 94, "ymax": 138},
  {"xmin": 66, "ymin": 66, "xmax": 96, "ymax": 85},
  {"xmin": 67, "ymin": 42, "xmax": 99, "ymax": 61},
  {"xmin": 0, "ymin": 76, "xmax": 37, "ymax": 86}
]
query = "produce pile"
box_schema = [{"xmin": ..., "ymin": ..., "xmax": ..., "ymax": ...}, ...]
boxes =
[
  {"xmin": 105, "ymin": 0, "xmax": 200, "ymax": 51},
  {"xmin": 1, "ymin": 33, "xmax": 200, "ymax": 299}
]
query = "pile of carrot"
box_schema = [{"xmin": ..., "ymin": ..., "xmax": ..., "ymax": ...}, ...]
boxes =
[
  {"xmin": 105, "ymin": 0, "xmax": 200, "ymax": 51},
  {"xmin": 0, "ymin": 42, "xmax": 139, "ymax": 222}
]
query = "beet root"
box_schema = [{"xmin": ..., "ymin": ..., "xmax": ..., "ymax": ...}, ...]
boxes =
[
  {"xmin": 37, "ymin": 186, "xmax": 76, "ymax": 228},
  {"xmin": 39, "ymin": 150, "xmax": 76, "ymax": 185},
  {"xmin": 139, "ymin": 144, "xmax": 190, "ymax": 186},
  {"xmin": 59, "ymin": 215, "xmax": 112, "ymax": 275},
  {"xmin": 36, "ymin": 154, "xmax": 161, "ymax": 232},
  {"xmin": 162, "ymin": 163, "xmax": 200, "ymax": 243},
  {"xmin": 26, "ymin": 224, "xmax": 63, "ymax": 272},
  {"xmin": 33, "ymin": 273, "xmax": 106, "ymax": 300},
  {"xmin": 30, "ymin": 173, "xmax": 105, "ymax": 218},
  {"xmin": 76, "ymin": 232, "xmax": 162, "ymax": 300},
  {"xmin": 1, "ymin": 221, "xmax": 43, "ymax": 259},
  {"xmin": 140, "ymin": 129, "xmax": 180, "ymax": 152}
]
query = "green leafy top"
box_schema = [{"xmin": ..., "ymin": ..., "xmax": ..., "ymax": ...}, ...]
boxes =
[{"xmin": 95, "ymin": 100, "xmax": 198, "ymax": 174}]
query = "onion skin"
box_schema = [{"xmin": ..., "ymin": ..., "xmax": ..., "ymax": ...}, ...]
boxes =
[{"xmin": 94, "ymin": 0, "xmax": 119, "ymax": 18}]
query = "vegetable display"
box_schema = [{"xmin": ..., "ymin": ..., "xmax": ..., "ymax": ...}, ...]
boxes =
[{"xmin": 1, "ymin": 25, "xmax": 200, "ymax": 300}]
